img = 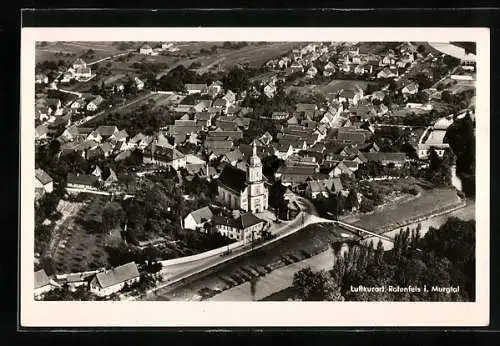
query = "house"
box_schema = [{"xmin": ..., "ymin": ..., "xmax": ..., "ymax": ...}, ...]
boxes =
[
  {"xmin": 271, "ymin": 111, "xmax": 289, "ymax": 120},
  {"xmin": 90, "ymin": 262, "xmax": 140, "ymax": 297},
  {"xmin": 306, "ymin": 66, "xmax": 318, "ymax": 78},
  {"xmin": 305, "ymin": 178, "xmax": 343, "ymax": 199},
  {"xmin": 353, "ymin": 103, "xmax": 377, "ymax": 119},
  {"xmin": 327, "ymin": 161, "xmax": 355, "ymax": 178},
  {"xmin": 354, "ymin": 64, "xmax": 368, "ymax": 75},
  {"xmin": 61, "ymin": 72, "xmax": 73, "ymax": 83},
  {"xmin": 35, "ymin": 169, "xmax": 53, "ymax": 194},
  {"xmin": 70, "ymin": 98, "xmax": 86, "ymax": 110},
  {"xmin": 143, "ymin": 142, "xmax": 186, "ymax": 170},
  {"xmin": 86, "ymin": 96, "xmax": 105, "ymax": 112},
  {"xmin": 337, "ymin": 127, "xmax": 372, "ymax": 145},
  {"xmin": 66, "ymin": 173, "xmax": 99, "ymax": 191},
  {"xmin": 72, "ymin": 58, "xmax": 87, "ymax": 70},
  {"xmin": 74, "ymin": 66, "xmax": 92, "ymax": 81},
  {"xmin": 139, "ymin": 44, "xmax": 154, "ymax": 55},
  {"xmin": 323, "ymin": 61, "xmax": 336, "ymax": 77},
  {"xmin": 135, "ymin": 77, "xmax": 145, "ymax": 90},
  {"xmin": 35, "ymin": 124, "xmax": 49, "ymax": 140},
  {"xmin": 34, "ymin": 269, "xmax": 53, "ymax": 298},
  {"xmin": 223, "ymin": 90, "xmax": 237, "ymax": 106},
  {"xmin": 46, "ymin": 98, "xmax": 62, "ymax": 112},
  {"xmin": 194, "ymin": 112, "xmax": 214, "ymax": 128},
  {"xmin": 277, "ymin": 166, "xmax": 318, "ymax": 187},
  {"xmin": 377, "ymin": 67, "xmax": 398, "ymax": 79},
  {"xmin": 263, "ymin": 83, "xmax": 276, "ymax": 98},
  {"xmin": 184, "ymin": 206, "xmax": 214, "ymax": 231},
  {"xmin": 296, "ymin": 103, "xmax": 317, "ymax": 114},
  {"xmin": 95, "ymin": 125, "xmax": 119, "ymax": 139},
  {"xmin": 35, "ymin": 73, "xmax": 49, "ymax": 84},
  {"xmin": 273, "ymin": 143, "xmax": 293, "ymax": 160},
  {"xmin": 289, "ymin": 61, "xmax": 304, "ymax": 73},
  {"xmin": 212, "ymin": 212, "xmax": 266, "ymax": 243},
  {"xmin": 406, "ymin": 102, "xmax": 433, "ymax": 111},
  {"xmin": 363, "ymin": 152, "xmax": 408, "ymax": 168},
  {"xmin": 402, "ymin": 82, "xmax": 419, "ymax": 95},
  {"xmin": 185, "ymin": 83, "xmax": 207, "ymax": 95},
  {"xmin": 99, "ymin": 142, "xmax": 114, "ymax": 157},
  {"xmin": 373, "ymin": 103, "xmax": 389, "ymax": 116},
  {"xmin": 222, "ymin": 148, "xmax": 244, "ymax": 166},
  {"xmin": 110, "ymin": 129, "xmax": 129, "ymax": 143}
]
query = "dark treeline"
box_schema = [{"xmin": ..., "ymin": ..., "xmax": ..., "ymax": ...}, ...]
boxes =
[{"xmin": 293, "ymin": 217, "xmax": 475, "ymax": 301}]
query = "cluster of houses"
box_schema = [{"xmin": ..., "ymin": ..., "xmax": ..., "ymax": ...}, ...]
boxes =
[
  {"xmin": 35, "ymin": 41, "xmax": 466, "ymax": 299},
  {"xmin": 264, "ymin": 42, "xmax": 422, "ymax": 81},
  {"xmin": 35, "ymin": 261, "xmax": 142, "ymax": 299},
  {"xmin": 139, "ymin": 42, "xmax": 180, "ymax": 56}
]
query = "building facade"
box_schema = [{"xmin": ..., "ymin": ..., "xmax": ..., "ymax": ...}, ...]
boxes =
[{"xmin": 217, "ymin": 142, "xmax": 268, "ymax": 213}]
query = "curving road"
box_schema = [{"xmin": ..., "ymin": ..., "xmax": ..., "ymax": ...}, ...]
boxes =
[{"xmin": 141, "ymin": 195, "xmax": 321, "ymax": 298}]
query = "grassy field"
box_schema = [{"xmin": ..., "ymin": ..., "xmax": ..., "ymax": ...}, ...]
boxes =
[
  {"xmin": 36, "ymin": 41, "xmax": 127, "ymax": 64},
  {"xmin": 357, "ymin": 42, "xmax": 401, "ymax": 55},
  {"xmin": 317, "ymin": 79, "xmax": 377, "ymax": 95},
  {"xmin": 286, "ymin": 79, "xmax": 377, "ymax": 97},
  {"xmin": 347, "ymin": 188, "xmax": 463, "ymax": 234}
]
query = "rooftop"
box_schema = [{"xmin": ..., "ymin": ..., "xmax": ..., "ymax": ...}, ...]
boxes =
[{"xmin": 95, "ymin": 262, "xmax": 140, "ymax": 289}]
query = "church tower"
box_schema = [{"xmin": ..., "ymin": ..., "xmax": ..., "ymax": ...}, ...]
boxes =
[{"xmin": 246, "ymin": 141, "xmax": 268, "ymax": 213}]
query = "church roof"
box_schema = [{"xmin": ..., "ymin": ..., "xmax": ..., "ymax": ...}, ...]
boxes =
[{"xmin": 218, "ymin": 164, "xmax": 247, "ymax": 192}]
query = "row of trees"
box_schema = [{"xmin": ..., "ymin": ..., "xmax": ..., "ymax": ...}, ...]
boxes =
[{"xmin": 292, "ymin": 217, "xmax": 475, "ymax": 301}]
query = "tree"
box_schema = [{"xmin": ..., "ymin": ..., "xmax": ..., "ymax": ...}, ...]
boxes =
[
  {"xmin": 102, "ymin": 202, "xmax": 126, "ymax": 234},
  {"xmin": 417, "ymin": 44, "xmax": 426, "ymax": 54},
  {"xmin": 222, "ymin": 66, "xmax": 249, "ymax": 93},
  {"xmin": 345, "ymin": 188, "xmax": 359, "ymax": 211},
  {"xmin": 360, "ymin": 197, "xmax": 375, "ymax": 213},
  {"xmin": 292, "ymin": 267, "xmax": 343, "ymax": 301},
  {"xmin": 443, "ymin": 55, "xmax": 460, "ymax": 69}
]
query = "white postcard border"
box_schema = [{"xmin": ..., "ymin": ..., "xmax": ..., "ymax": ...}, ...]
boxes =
[{"xmin": 20, "ymin": 27, "xmax": 489, "ymax": 327}]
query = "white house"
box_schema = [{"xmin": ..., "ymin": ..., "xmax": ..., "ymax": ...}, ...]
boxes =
[
  {"xmin": 35, "ymin": 169, "xmax": 53, "ymax": 194},
  {"xmin": 34, "ymin": 269, "xmax": 53, "ymax": 298},
  {"xmin": 184, "ymin": 206, "xmax": 214, "ymax": 231},
  {"xmin": 306, "ymin": 66, "xmax": 318, "ymax": 79},
  {"xmin": 139, "ymin": 45, "xmax": 154, "ymax": 55},
  {"xmin": 90, "ymin": 262, "xmax": 140, "ymax": 297},
  {"xmin": 87, "ymin": 96, "xmax": 105, "ymax": 112},
  {"xmin": 135, "ymin": 77, "xmax": 145, "ymax": 90}
]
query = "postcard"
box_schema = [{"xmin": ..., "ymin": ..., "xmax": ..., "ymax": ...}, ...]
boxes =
[{"xmin": 21, "ymin": 27, "xmax": 489, "ymax": 327}]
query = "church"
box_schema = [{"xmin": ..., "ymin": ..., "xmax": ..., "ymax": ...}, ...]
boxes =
[{"xmin": 217, "ymin": 142, "xmax": 269, "ymax": 213}]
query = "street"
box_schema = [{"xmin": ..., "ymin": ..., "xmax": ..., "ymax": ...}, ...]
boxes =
[{"xmin": 141, "ymin": 195, "xmax": 324, "ymax": 298}]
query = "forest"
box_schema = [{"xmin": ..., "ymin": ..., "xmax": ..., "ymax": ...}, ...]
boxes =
[{"xmin": 292, "ymin": 217, "xmax": 475, "ymax": 302}]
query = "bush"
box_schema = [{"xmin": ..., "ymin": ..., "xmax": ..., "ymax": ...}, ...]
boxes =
[{"xmin": 360, "ymin": 198, "xmax": 375, "ymax": 213}]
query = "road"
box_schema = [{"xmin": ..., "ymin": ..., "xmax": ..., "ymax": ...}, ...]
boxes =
[{"xmin": 141, "ymin": 195, "xmax": 322, "ymax": 298}]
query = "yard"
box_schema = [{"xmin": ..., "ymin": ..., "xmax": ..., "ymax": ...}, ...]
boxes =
[
  {"xmin": 51, "ymin": 195, "xmax": 111, "ymax": 274},
  {"xmin": 286, "ymin": 79, "xmax": 378, "ymax": 98}
]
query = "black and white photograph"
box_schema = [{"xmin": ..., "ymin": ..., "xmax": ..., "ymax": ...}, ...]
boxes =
[{"xmin": 20, "ymin": 27, "xmax": 489, "ymax": 327}]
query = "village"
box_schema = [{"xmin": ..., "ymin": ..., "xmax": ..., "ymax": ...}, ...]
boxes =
[{"xmin": 33, "ymin": 41, "xmax": 476, "ymax": 301}]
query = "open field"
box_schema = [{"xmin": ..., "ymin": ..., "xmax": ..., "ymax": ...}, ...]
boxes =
[
  {"xmin": 149, "ymin": 222, "xmax": 356, "ymax": 301},
  {"xmin": 346, "ymin": 188, "xmax": 463, "ymax": 234},
  {"xmin": 36, "ymin": 41, "xmax": 128, "ymax": 64},
  {"xmin": 357, "ymin": 41, "xmax": 402, "ymax": 55},
  {"xmin": 51, "ymin": 195, "xmax": 111, "ymax": 274},
  {"xmin": 286, "ymin": 79, "xmax": 377, "ymax": 97}
]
